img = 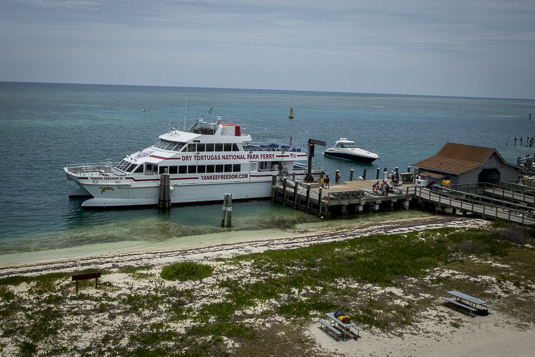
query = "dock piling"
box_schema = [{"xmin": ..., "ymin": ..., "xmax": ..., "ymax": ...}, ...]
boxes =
[
  {"xmin": 283, "ymin": 178, "xmax": 288, "ymax": 206},
  {"xmin": 376, "ymin": 168, "xmax": 380, "ymax": 180},
  {"xmin": 271, "ymin": 175, "xmax": 277, "ymax": 202},
  {"xmin": 226, "ymin": 193, "xmax": 232, "ymax": 227},
  {"xmin": 158, "ymin": 169, "xmax": 171, "ymax": 209},
  {"xmin": 220, "ymin": 193, "xmax": 232, "ymax": 227},
  {"xmin": 221, "ymin": 194, "xmax": 228, "ymax": 227},
  {"xmin": 293, "ymin": 182, "xmax": 299, "ymax": 208},
  {"xmin": 363, "ymin": 169, "xmax": 367, "ymax": 180},
  {"xmin": 306, "ymin": 184, "xmax": 311, "ymax": 212},
  {"xmin": 318, "ymin": 187, "xmax": 323, "ymax": 217}
]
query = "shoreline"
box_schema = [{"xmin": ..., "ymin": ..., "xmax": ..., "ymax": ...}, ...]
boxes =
[
  {"xmin": 2, "ymin": 214, "xmax": 534, "ymax": 356},
  {"xmin": 0, "ymin": 215, "xmax": 489, "ymax": 278}
]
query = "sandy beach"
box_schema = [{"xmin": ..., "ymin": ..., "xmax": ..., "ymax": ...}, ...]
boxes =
[
  {"xmin": 1, "ymin": 215, "xmax": 534, "ymax": 356},
  {"xmin": 0, "ymin": 216, "xmax": 487, "ymax": 278}
]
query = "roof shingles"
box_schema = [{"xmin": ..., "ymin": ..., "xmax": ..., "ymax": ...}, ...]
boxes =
[{"xmin": 413, "ymin": 143, "xmax": 500, "ymax": 175}]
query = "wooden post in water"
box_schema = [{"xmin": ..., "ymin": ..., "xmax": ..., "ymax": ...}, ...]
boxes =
[
  {"xmin": 363, "ymin": 169, "xmax": 367, "ymax": 180},
  {"xmin": 226, "ymin": 193, "xmax": 232, "ymax": 227},
  {"xmin": 318, "ymin": 187, "xmax": 323, "ymax": 217},
  {"xmin": 283, "ymin": 177, "xmax": 288, "ymax": 206},
  {"xmin": 350, "ymin": 169, "xmax": 354, "ymax": 181},
  {"xmin": 407, "ymin": 166, "xmax": 411, "ymax": 173},
  {"xmin": 271, "ymin": 174, "xmax": 277, "ymax": 203},
  {"xmin": 221, "ymin": 194, "xmax": 228, "ymax": 227},
  {"xmin": 306, "ymin": 184, "xmax": 311, "ymax": 212},
  {"xmin": 293, "ymin": 181, "xmax": 299, "ymax": 208},
  {"xmin": 376, "ymin": 168, "xmax": 380, "ymax": 179},
  {"xmin": 158, "ymin": 168, "xmax": 171, "ymax": 209}
]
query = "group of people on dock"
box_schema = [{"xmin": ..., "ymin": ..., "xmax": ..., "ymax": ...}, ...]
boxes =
[{"xmin": 372, "ymin": 180, "xmax": 391, "ymax": 196}]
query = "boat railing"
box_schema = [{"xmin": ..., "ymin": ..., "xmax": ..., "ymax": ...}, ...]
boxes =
[
  {"xmin": 244, "ymin": 144, "xmax": 302, "ymax": 152},
  {"xmin": 66, "ymin": 162, "xmax": 121, "ymax": 175}
]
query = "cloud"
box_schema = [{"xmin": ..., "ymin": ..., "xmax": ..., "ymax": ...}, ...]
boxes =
[{"xmin": 1, "ymin": 0, "xmax": 535, "ymax": 98}]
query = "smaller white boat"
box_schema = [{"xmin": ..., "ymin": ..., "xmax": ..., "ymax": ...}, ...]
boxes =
[{"xmin": 324, "ymin": 138, "xmax": 379, "ymax": 163}]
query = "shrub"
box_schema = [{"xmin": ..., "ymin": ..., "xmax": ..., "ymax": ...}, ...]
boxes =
[{"xmin": 160, "ymin": 262, "xmax": 214, "ymax": 281}]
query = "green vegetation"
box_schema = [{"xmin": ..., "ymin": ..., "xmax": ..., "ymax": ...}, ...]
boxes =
[
  {"xmin": 0, "ymin": 223, "xmax": 534, "ymax": 355},
  {"xmin": 160, "ymin": 262, "xmax": 214, "ymax": 281}
]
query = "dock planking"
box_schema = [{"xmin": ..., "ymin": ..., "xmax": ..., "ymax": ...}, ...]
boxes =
[{"xmin": 273, "ymin": 177, "xmax": 415, "ymax": 217}]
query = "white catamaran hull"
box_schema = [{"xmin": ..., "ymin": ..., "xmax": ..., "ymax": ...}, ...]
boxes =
[{"xmin": 74, "ymin": 180, "xmax": 283, "ymax": 208}]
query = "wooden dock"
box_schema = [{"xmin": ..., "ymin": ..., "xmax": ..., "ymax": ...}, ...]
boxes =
[
  {"xmin": 272, "ymin": 177, "xmax": 416, "ymax": 217},
  {"xmin": 272, "ymin": 176, "xmax": 535, "ymax": 225}
]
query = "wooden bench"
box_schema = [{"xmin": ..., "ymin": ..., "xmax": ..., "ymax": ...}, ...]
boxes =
[
  {"xmin": 72, "ymin": 272, "xmax": 101, "ymax": 293},
  {"xmin": 319, "ymin": 319, "xmax": 342, "ymax": 340},
  {"xmin": 442, "ymin": 297, "xmax": 477, "ymax": 315}
]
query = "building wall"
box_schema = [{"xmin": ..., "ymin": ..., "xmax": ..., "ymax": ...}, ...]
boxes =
[
  {"xmin": 418, "ymin": 154, "xmax": 521, "ymax": 186},
  {"xmin": 453, "ymin": 154, "xmax": 520, "ymax": 185}
]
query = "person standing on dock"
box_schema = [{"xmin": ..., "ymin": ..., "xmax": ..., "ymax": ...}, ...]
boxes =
[
  {"xmin": 335, "ymin": 172, "xmax": 341, "ymax": 184},
  {"xmin": 325, "ymin": 175, "xmax": 330, "ymax": 188}
]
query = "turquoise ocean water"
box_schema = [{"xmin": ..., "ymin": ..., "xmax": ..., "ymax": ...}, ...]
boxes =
[{"xmin": 1, "ymin": 82, "xmax": 535, "ymax": 266}]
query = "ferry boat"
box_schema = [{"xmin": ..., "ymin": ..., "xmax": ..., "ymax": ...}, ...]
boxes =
[
  {"xmin": 323, "ymin": 138, "xmax": 379, "ymax": 163},
  {"xmin": 64, "ymin": 117, "xmax": 317, "ymax": 208}
]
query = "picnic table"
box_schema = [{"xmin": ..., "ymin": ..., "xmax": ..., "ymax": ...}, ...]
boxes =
[
  {"xmin": 325, "ymin": 312, "xmax": 362, "ymax": 339},
  {"xmin": 442, "ymin": 290, "xmax": 491, "ymax": 316}
]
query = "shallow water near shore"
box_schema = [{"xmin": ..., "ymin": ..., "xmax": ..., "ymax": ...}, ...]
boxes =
[{"xmin": 0, "ymin": 202, "xmax": 433, "ymax": 268}]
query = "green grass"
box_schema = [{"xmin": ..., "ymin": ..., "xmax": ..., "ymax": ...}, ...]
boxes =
[
  {"xmin": 160, "ymin": 262, "xmax": 214, "ymax": 281},
  {"xmin": 2, "ymin": 224, "xmax": 534, "ymax": 355}
]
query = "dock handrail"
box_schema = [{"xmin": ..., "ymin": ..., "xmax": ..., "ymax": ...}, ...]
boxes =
[{"xmin": 416, "ymin": 185, "xmax": 535, "ymax": 225}]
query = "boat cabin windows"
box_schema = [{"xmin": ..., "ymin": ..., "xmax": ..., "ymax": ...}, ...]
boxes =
[
  {"xmin": 335, "ymin": 142, "xmax": 357, "ymax": 149},
  {"xmin": 116, "ymin": 160, "xmax": 142, "ymax": 173},
  {"xmin": 116, "ymin": 160, "xmax": 130, "ymax": 171},
  {"xmin": 154, "ymin": 139, "xmax": 185, "ymax": 151},
  {"xmin": 158, "ymin": 164, "xmax": 242, "ymax": 175},
  {"xmin": 146, "ymin": 163, "xmax": 157, "ymax": 174},
  {"xmin": 176, "ymin": 142, "xmax": 240, "ymax": 153}
]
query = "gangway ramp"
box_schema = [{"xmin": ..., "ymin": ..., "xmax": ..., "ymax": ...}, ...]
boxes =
[{"xmin": 414, "ymin": 186, "xmax": 535, "ymax": 225}]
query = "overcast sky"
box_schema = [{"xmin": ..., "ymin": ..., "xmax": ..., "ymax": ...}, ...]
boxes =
[{"xmin": 1, "ymin": 0, "xmax": 534, "ymax": 99}]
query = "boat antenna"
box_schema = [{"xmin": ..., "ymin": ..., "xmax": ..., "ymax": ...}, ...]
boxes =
[{"xmin": 184, "ymin": 97, "xmax": 187, "ymax": 130}]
